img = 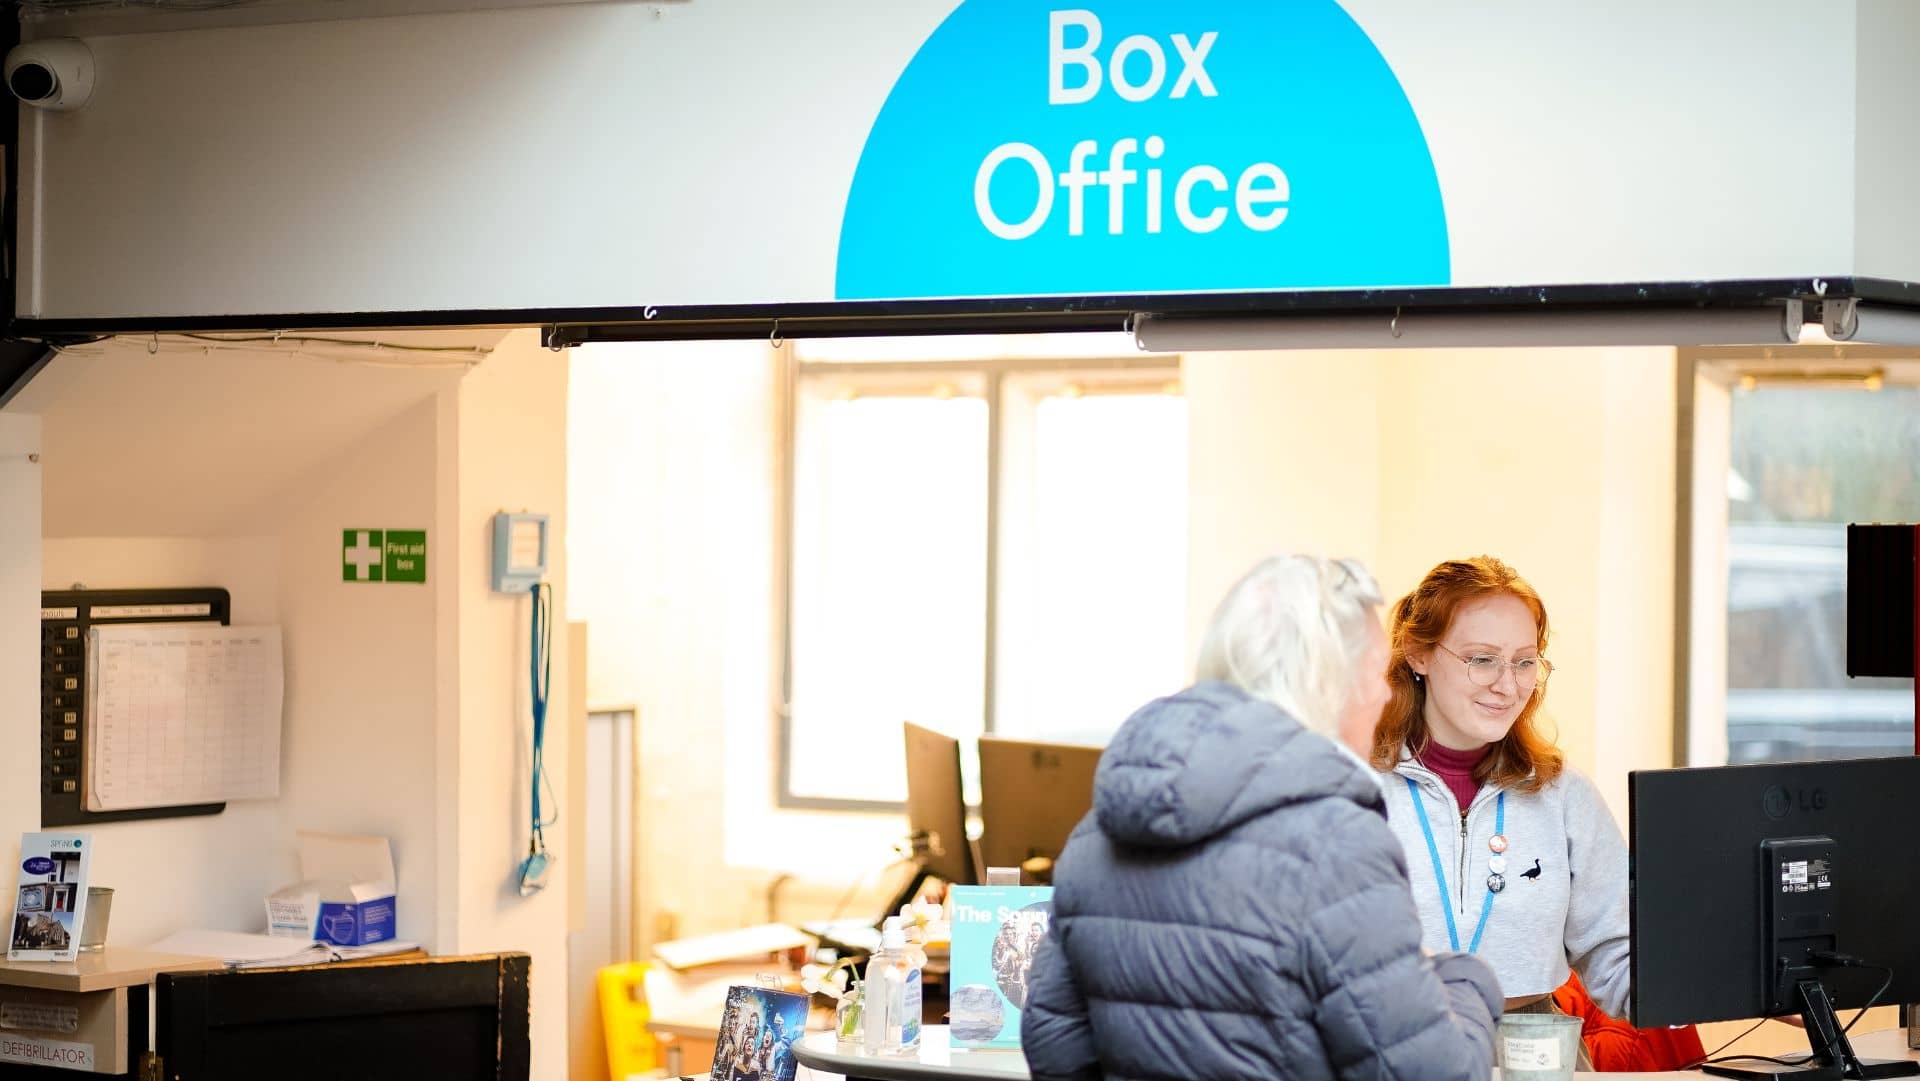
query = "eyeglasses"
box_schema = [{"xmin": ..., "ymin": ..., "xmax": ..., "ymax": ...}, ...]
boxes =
[{"xmin": 1433, "ymin": 643, "xmax": 1553, "ymax": 689}]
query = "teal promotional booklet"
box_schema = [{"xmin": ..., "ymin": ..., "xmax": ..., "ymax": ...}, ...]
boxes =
[
  {"xmin": 948, "ymin": 884, "xmax": 1054, "ymax": 1049},
  {"xmin": 9, "ymin": 832, "xmax": 91, "ymax": 962}
]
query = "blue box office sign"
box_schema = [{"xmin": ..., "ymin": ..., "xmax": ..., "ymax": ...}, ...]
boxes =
[{"xmin": 838, "ymin": 3, "xmax": 1449, "ymax": 300}]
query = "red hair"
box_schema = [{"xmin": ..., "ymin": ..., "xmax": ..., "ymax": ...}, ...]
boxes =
[{"xmin": 1369, "ymin": 556, "xmax": 1563, "ymax": 792}]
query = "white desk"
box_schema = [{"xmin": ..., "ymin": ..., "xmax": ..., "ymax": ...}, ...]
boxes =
[
  {"xmin": 1570, "ymin": 1028, "xmax": 1916, "ymax": 1080},
  {"xmin": 790, "ymin": 1023, "xmax": 1918, "ymax": 1081},
  {"xmin": 794, "ymin": 1026, "xmax": 1028, "ymax": 1081}
]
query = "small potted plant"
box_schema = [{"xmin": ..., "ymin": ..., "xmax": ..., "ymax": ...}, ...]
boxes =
[{"xmin": 801, "ymin": 957, "xmax": 866, "ymax": 1046}]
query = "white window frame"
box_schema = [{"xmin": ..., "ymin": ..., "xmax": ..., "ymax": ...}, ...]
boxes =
[
  {"xmin": 1677, "ymin": 345, "xmax": 1920, "ymax": 767},
  {"xmin": 775, "ymin": 347, "xmax": 1183, "ymax": 811}
]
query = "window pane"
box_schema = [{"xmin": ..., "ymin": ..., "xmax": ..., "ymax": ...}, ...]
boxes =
[
  {"xmin": 1724, "ymin": 384, "xmax": 1918, "ymax": 764},
  {"xmin": 996, "ymin": 378, "xmax": 1189, "ymax": 746},
  {"xmin": 788, "ymin": 389, "xmax": 988, "ymax": 802}
]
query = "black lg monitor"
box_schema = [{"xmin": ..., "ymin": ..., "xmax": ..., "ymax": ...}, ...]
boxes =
[
  {"xmin": 978, "ymin": 735, "xmax": 1102, "ymax": 877},
  {"xmin": 886, "ymin": 722, "xmax": 978, "ymax": 918},
  {"xmin": 1630, "ymin": 756, "xmax": 1920, "ymax": 1080}
]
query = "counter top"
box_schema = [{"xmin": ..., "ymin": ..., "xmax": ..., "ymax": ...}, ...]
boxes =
[
  {"xmin": 0, "ymin": 948, "xmax": 223, "ymax": 992},
  {"xmin": 794, "ymin": 1026, "xmax": 1028, "ymax": 1081},
  {"xmin": 793, "ymin": 1022, "xmax": 1917, "ymax": 1081}
]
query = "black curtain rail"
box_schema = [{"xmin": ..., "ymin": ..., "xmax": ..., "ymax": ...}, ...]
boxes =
[{"xmin": 10, "ymin": 276, "xmax": 1920, "ymax": 344}]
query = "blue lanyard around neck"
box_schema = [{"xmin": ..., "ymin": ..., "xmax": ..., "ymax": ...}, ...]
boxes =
[{"xmin": 1404, "ymin": 777, "xmax": 1504, "ymax": 954}]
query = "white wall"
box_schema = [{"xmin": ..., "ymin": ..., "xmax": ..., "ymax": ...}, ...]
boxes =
[
  {"xmin": 1346, "ymin": 0, "xmax": 1857, "ymax": 289},
  {"xmin": 265, "ymin": 397, "xmax": 444, "ymax": 946},
  {"xmin": 0, "ymin": 418, "xmax": 43, "ymax": 869},
  {"xmin": 17, "ymin": 1, "xmax": 1887, "ymax": 319},
  {"xmin": 1852, "ymin": 0, "xmax": 1920, "ymax": 282},
  {"xmin": 1588, "ymin": 355, "xmax": 1679, "ymax": 813},
  {"xmin": 19, "ymin": 0, "xmax": 928, "ymax": 317},
  {"xmin": 449, "ymin": 330, "xmax": 572, "ymax": 1078},
  {"xmin": 1184, "ymin": 350, "xmax": 1383, "ymax": 650}
]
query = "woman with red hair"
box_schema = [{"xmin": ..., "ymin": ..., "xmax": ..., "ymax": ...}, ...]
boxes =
[{"xmin": 1373, "ymin": 557, "xmax": 1631, "ymax": 1064}]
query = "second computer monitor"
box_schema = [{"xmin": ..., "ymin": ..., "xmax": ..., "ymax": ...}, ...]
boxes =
[
  {"xmin": 978, "ymin": 735, "xmax": 1103, "ymax": 873},
  {"xmin": 903, "ymin": 721, "xmax": 977, "ymax": 888}
]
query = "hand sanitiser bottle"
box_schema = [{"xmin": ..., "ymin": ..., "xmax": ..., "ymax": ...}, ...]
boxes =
[{"xmin": 863, "ymin": 917, "xmax": 923, "ymax": 1056}]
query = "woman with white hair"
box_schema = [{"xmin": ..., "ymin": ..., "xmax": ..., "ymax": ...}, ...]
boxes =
[{"xmin": 1022, "ymin": 555, "xmax": 1502, "ymax": 1081}]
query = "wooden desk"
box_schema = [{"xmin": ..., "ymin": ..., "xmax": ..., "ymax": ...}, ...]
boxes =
[
  {"xmin": 792, "ymin": 1023, "xmax": 1920, "ymax": 1081},
  {"xmin": 0, "ymin": 949, "xmax": 222, "ymax": 1079},
  {"xmin": 647, "ymin": 1009, "xmax": 724, "ymax": 1078}
]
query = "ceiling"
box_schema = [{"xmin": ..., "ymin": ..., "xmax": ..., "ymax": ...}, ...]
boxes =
[{"xmin": 20, "ymin": 332, "xmax": 489, "ymax": 537}]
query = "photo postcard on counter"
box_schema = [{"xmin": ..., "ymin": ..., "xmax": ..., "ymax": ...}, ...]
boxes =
[
  {"xmin": 710, "ymin": 984, "xmax": 807, "ymax": 1081},
  {"xmin": 9, "ymin": 832, "xmax": 91, "ymax": 962}
]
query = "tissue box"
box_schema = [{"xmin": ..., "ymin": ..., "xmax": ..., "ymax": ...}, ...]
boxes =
[{"xmin": 266, "ymin": 832, "xmax": 397, "ymax": 947}]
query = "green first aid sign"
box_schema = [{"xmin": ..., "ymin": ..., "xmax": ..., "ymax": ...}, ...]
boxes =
[
  {"xmin": 385, "ymin": 530, "xmax": 427, "ymax": 583},
  {"xmin": 344, "ymin": 529, "xmax": 384, "ymax": 582},
  {"xmin": 343, "ymin": 529, "xmax": 427, "ymax": 583}
]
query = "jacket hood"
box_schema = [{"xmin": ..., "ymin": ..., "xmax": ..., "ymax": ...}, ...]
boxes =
[{"xmin": 1094, "ymin": 681, "xmax": 1384, "ymax": 848}]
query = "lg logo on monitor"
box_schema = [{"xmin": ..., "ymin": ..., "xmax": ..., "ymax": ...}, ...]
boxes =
[{"xmin": 1763, "ymin": 785, "xmax": 1828, "ymax": 819}]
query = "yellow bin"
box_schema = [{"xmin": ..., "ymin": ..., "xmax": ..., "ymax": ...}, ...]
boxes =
[{"xmin": 598, "ymin": 962, "xmax": 659, "ymax": 1080}]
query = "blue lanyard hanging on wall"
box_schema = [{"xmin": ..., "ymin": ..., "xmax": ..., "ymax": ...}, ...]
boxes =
[
  {"xmin": 518, "ymin": 581, "xmax": 556, "ymax": 897},
  {"xmin": 1405, "ymin": 777, "xmax": 1505, "ymax": 954}
]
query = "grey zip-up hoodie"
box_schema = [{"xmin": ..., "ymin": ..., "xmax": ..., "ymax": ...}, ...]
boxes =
[
  {"xmin": 1023, "ymin": 682, "xmax": 1502, "ymax": 1081},
  {"xmin": 1380, "ymin": 750, "xmax": 1632, "ymax": 1016}
]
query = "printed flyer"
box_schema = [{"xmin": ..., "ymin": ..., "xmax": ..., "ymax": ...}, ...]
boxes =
[
  {"xmin": 9, "ymin": 833, "xmax": 90, "ymax": 962},
  {"xmin": 949, "ymin": 885, "xmax": 1054, "ymax": 1049}
]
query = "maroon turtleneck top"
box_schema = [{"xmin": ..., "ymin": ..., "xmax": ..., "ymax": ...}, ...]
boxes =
[{"xmin": 1417, "ymin": 741, "xmax": 1489, "ymax": 814}]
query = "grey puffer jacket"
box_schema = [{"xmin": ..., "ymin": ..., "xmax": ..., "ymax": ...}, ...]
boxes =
[{"xmin": 1022, "ymin": 682, "xmax": 1503, "ymax": 1081}]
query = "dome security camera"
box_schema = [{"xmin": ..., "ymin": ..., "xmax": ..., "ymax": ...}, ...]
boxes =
[{"xmin": 5, "ymin": 39, "xmax": 94, "ymax": 111}]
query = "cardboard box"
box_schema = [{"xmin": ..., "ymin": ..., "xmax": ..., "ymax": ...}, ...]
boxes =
[{"xmin": 265, "ymin": 833, "xmax": 396, "ymax": 947}]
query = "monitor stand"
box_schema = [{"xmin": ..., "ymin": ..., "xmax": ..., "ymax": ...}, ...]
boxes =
[
  {"xmin": 1706, "ymin": 978, "xmax": 1920, "ymax": 1081},
  {"xmin": 878, "ymin": 861, "xmax": 932, "ymax": 930}
]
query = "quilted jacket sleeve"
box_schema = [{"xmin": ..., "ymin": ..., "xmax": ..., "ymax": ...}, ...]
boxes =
[
  {"xmin": 1305, "ymin": 803, "xmax": 1503, "ymax": 1081},
  {"xmin": 1022, "ymin": 921, "xmax": 1101, "ymax": 1081}
]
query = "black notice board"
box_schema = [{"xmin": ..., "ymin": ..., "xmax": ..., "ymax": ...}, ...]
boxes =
[{"xmin": 40, "ymin": 587, "xmax": 232, "ymax": 827}]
